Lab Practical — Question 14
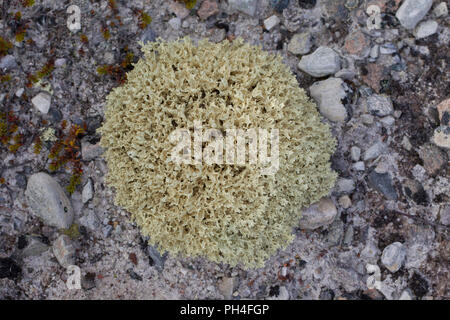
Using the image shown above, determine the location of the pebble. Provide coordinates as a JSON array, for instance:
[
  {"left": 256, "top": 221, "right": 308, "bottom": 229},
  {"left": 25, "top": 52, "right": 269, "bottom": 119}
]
[
  {"left": 53, "top": 235, "right": 76, "bottom": 268},
  {"left": 380, "top": 116, "right": 395, "bottom": 127},
  {"left": 81, "top": 139, "right": 104, "bottom": 161},
  {"left": 401, "top": 136, "right": 413, "bottom": 151},
  {"left": 197, "top": 0, "right": 219, "bottom": 21},
  {"left": 15, "top": 173, "right": 27, "bottom": 189},
  {"left": 79, "top": 210, "right": 100, "bottom": 231},
  {"left": 31, "top": 92, "right": 52, "bottom": 114},
  {"left": 147, "top": 244, "right": 167, "bottom": 272},
  {"left": 141, "top": 27, "right": 157, "bottom": 44},
  {"left": 363, "top": 141, "right": 385, "bottom": 161},
  {"left": 299, "top": 198, "right": 338, "bottom": 230},
  {"left": 168, "top": 1, "right": 190, "bottom": 20},
  {"left": 344, "top": 30, "right": 370, "bottom": 56},
  {"left": 367, "top": 94, "right": 394, "bottom": 117},
  {"left": 437, "top": 98, "right": 450, "bottom": 125},
  {"left": 433, "top": 2, "right": 448, "bottom": 17},
  {"left": 18, "top": 235, "right": 49, "bottom": 258},
  {"left": 218, "top": 277, "right": 235, "bottom": 299},
  {"left": 0, "top": 55, "right": 17, "bottom": 70},
  {"left": 350, "top": 146, "right": 361, "bottom": 161},
  {"left": 15, "top": 88, "right": 24, "bottom": 98},
  {"left": 432, "top": 126, "right": 450, "bottom": 149},
  {"left": 228, "top": 0, "right": 258, "bottom": 17},
  {"left": 439, "top": 205, "right": 450, "bottom": 226},
  {"left": 369, "top": 44, "right": 380, "bottom": 59},
  {"left": 54, "top": 58, "right": 67, "bottom": 68},
  {"left": 298, "top": 46, "right": 341, "bottom": 78},
  {"left": 380, "top": 43, "right": 397, "bottom": 54},
  {"left": 414, "top": 20, "right": 438, "bottom": 39},
  {"left": 82, "top": 178, "right": 94, "bottom": 204},
  {"left": 25, "top": 172, "right": 74, "bottom": 229},
  {"left": 353, "top": 161, "right": 365, "bottom": 171},
  {"left": 263, "top": 15, "right": 281, "bottom": 31},
  {"left": 361, "top": 114, "right": 374, "bottom": 125},
  {"left": 399, "top": 290, "right": 413, "bottom": 300},
  {"left": 270, "top": 0, "right": 290, "bottom": 13},
  {"left": 395, "top": 0, "right": 433, "bottom": 30},
  {"left": 335, "top": 178, "right": 355, "bottom": 194},
  {"left": 368, "top": 170, "right": 398, "bottom": 200},
  {"left": 418, "top": 143, "right": 447, "bottom": 175},
  {"left": 381, "top": 242, "right": 406, "bottom": 272},
  {"left": 288, "top": 32, "right": 312, "bottom": 55},
  {"left": 309, "top": 77, "right": 347, "bottom": 122},
  {"left": 168, "top": 17, "right": 181, "bottom": 30}
]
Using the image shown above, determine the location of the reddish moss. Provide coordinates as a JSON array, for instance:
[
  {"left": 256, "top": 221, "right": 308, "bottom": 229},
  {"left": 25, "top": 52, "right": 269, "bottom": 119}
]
[
  {"left": 22, "top": 0, "right": 35, "bottom": 7},
  {"left": 102, "top": 26, "right": 111, "bottom": 40},
  {"left": 0, "top": 74, "right": 11, "bottom": 83},
  {"left": 80, "top": 34, "right": 89, "bottom": 44},
  {"left": 138, "top": 11, "right": 152, "bottom": 30}
]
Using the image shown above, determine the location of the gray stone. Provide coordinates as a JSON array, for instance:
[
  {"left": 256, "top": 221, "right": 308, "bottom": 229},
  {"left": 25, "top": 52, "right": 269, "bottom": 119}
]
[
  {"left": 309, "top": 77, "right": 347, "bottom": 122},
  {"left": 432, "top": 126, "right": 450, "bottom": 149},
  {"left": 82, "top": 178, "right": 93, "bottom": 204},
  {"left": 15, "top": 173, "right": 27, "bottom": 189},
  {"left": 54, "top": 58, "right": 67, "bottom": 68},
  {"left": 363, "top": 142, "right": 385, "bottom": 161},
  {"left": 299, "top": 198, "right": 338, "bottom": 230},
  {"left": 264, "top": 15, "right": 280, "bottom": 31},
  {"left": 288, "top": 32, "right": 312, "bottom": 55},
  {"left": 168, "top": 17, "right": 181, "bottom": 30},
  {"left": 414, "top": 20, "right": 438, "bottom": 39},
  {"left": 439, "top": 205, "right": 450, "bottom": 226},
  {"left": 53, "top": 235, "right": 76, "bottom": 268},
  {"left": 324, "top": 219, "right": 344, "bottom": 246},
  {"left": 31, "top": 92, "right": 52, "bottom": 114},
  {"left": 168, "top": 1, "right": 190, "bottom": 19},
  {"left": 79, "top": 210, "right": 100, "bottom": 231},
  {"left": 361, "top": 114, "right": 374, "bottom": 125},
  {"left": 147, "top": 244, "right": 167, "bottom": 272},
  {"left": 81, "top": 139, "right": 104, "bottom": 161},
  {"left": 433, "top": 2, "right": 448, "bottom": 17},
  {"left": 0, "top": 55, "right": 17, "bottom": 70},
  {"left": 335, "top": 178, "right": 355, "bottom": 194},
  {"left": 395, "top": 0, "right": 433, "bottom": 30},
  {"left": 418, "top": 143, "right": 447, "bottom": 175},
  {"left": 368, "top": 170, "right": 398, "bottom": 200},
  {"left": 380, "top": 43, "right": 397, "bottom": 54},
  {"left": 369, "top": 45, "right": 380, "bottom": 59},
  {"left": 18, "top": 235, "right": 49, "bottom": 258},
  {"left": 367, "top": 94, "right": 393, "bottom": 117},
  {"left": 381, "top": 242, "right": 406, "bottom": 272},
  {"left": 25, "top": 172, "right": 74, "bottom": 229},
  {"left": 353, "top": 161, "right": 365, "bottom": 171},
  {"left": 140, "top": 27, "right": 157, "bottom": 44},
  {"left": 298, "top": 46, "right": 341, "bottom": 78},
  {"left": 350, "top": 146, "right": 361, "bottom": 162},
  {"left": 218, "top": 277, "right": 235, "bottom": 299},
  {"left": 338, "top": 195, "right": 352, "bottom": 209},
  {"left": 228, "top": 0, "right": 258, "bottom": 16},
  {"left": 380, "top": 116, "right": 395, "bottom": 127}
]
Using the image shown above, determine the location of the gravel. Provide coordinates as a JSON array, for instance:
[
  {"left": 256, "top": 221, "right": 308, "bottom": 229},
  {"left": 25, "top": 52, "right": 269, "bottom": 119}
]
[
  {"left": 298, "top": 198, "right": 338, "bottom": 230},
  {"left": 31, "top": 92, "right": 52, "bottom": 114},
  {"left": 414, "top": 20, "right": 439, "bottom": 39},
  {"left": 367, "top": 94, "right": 394, "bottom": 117},
  {"left": 25, "top": 172, "right": 74, "bottom": 229},
  {"left": 52, "top": 235, "right": 76, "bottom": 268},
  {"left": 298, "top": 46, "right": 341, "bottom": 77},
  {"left": 381, "top": 242, "right": 406, "bottom": 273},
  {"left": 309, "top": 77, "right": 347, "bottom": 122},
  {"left": 288, "top": 32, "right": 312, "bottom": 55},
  {"left": 395, "top": 0, "right": 433, "bottom": 30}
]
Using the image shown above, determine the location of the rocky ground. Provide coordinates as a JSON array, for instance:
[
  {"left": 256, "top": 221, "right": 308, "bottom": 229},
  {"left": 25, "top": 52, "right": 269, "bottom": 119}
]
[{"left": 0, "top": 0, "right": 449, "bottom": 300}]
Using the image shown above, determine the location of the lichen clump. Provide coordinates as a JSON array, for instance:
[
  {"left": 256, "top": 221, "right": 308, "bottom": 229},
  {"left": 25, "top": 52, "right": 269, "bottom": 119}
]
[{"left": 99, "top": 38, "right": 337, "bottom": 268}]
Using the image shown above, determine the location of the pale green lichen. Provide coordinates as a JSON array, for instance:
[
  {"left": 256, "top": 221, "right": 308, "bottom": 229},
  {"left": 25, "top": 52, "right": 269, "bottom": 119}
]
[{"left": 99, "top": 38, "right": 337, "bottom": 268}]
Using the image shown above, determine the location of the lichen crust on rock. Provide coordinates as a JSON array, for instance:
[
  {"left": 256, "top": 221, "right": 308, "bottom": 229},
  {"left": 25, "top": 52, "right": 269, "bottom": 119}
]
[{"left": 98, "top": 37, "right": 337, "bottom": 268}]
